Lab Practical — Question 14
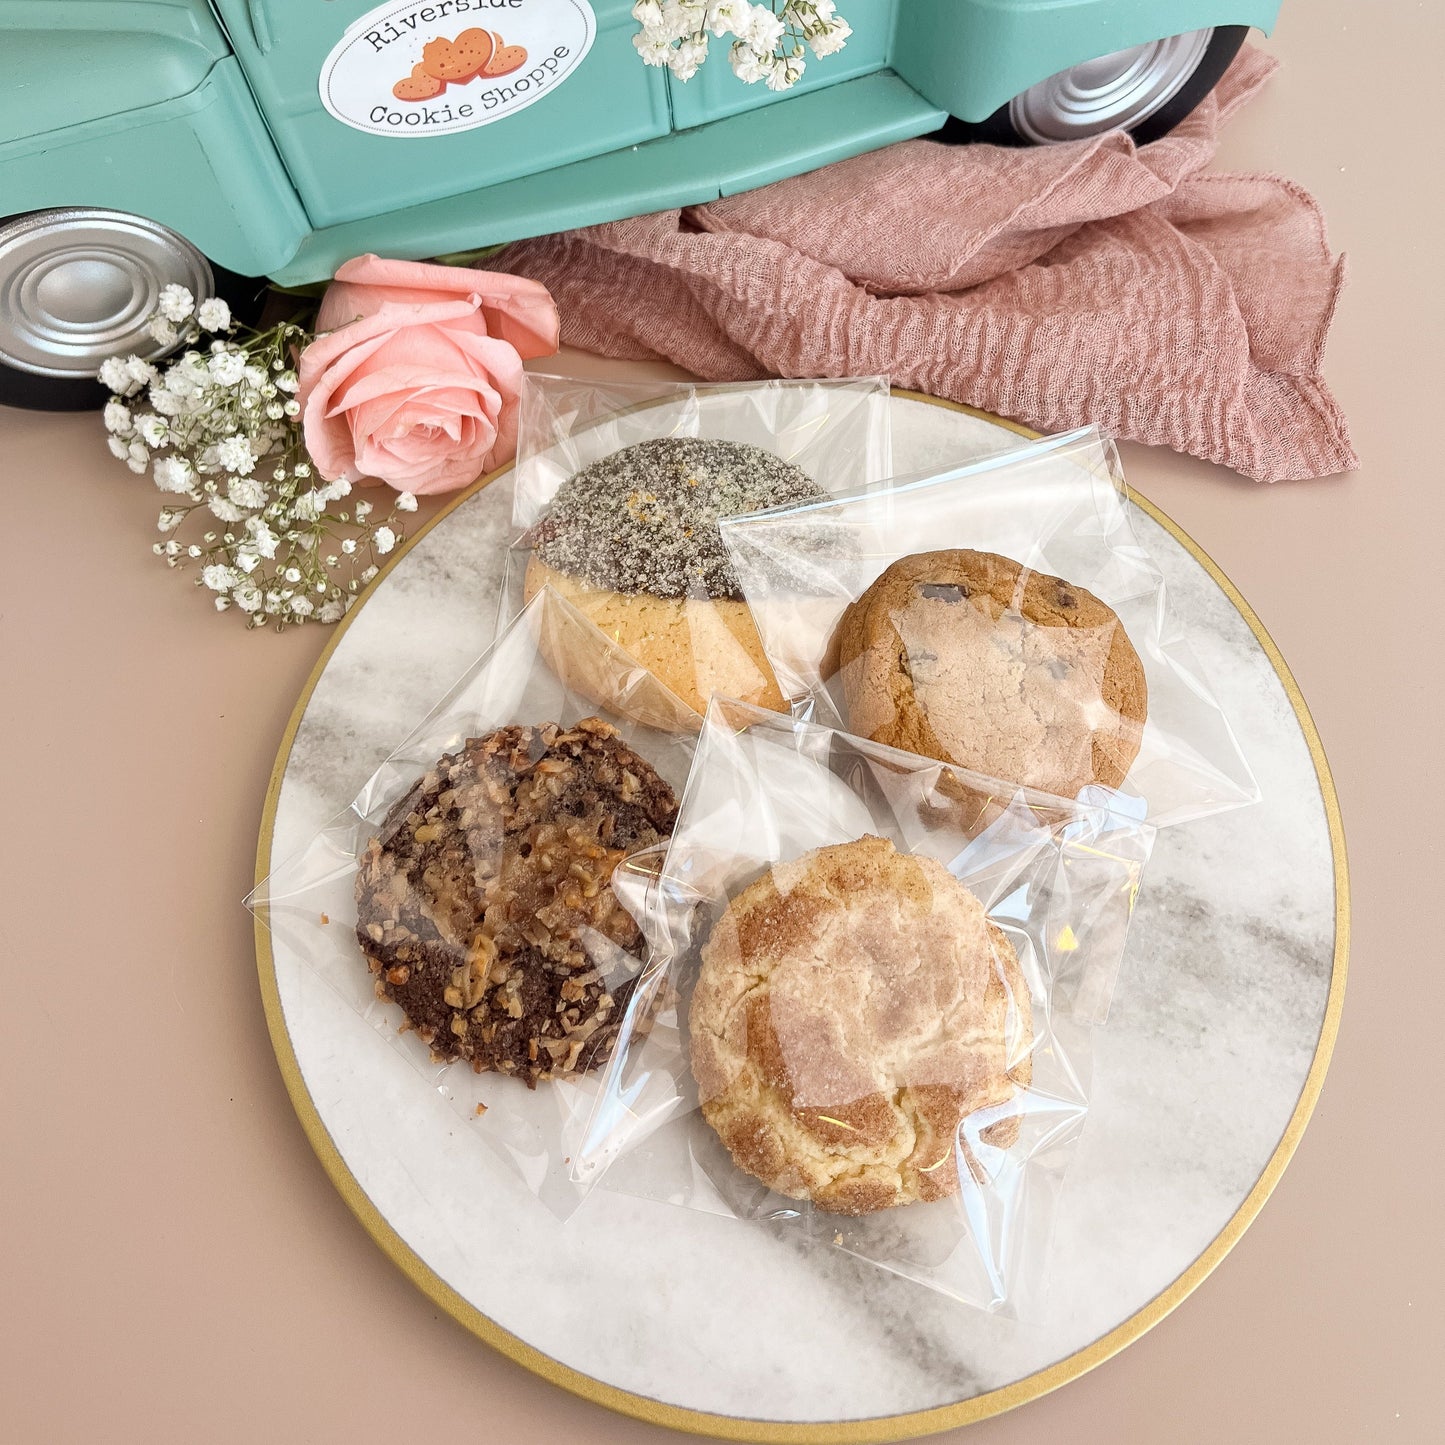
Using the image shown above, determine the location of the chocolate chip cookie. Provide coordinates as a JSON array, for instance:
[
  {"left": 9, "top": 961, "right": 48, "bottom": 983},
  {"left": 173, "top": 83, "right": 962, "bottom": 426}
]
[
  {"left": 355, "top": 718, "right": 678, "bottom": 1086},
  {"left": 836, "top": 549, "right": 1147, "bottom": 802}
]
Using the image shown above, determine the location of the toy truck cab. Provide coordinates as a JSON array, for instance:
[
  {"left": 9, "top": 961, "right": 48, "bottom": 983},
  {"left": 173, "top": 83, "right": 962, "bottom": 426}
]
[{"left": 0, "top": 0, "right": 1280, "bottom": 409}]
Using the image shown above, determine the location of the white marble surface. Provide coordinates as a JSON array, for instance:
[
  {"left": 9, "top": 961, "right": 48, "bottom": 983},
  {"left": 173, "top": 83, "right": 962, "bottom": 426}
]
[{"left": 262, "top": 398, "right": 1336, "bottom": 1424}]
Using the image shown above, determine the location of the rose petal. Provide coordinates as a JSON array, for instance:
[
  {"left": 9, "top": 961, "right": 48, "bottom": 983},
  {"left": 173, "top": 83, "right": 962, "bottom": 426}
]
[{"left": 316, "top": 253, "right": 559, "bottom": 359}]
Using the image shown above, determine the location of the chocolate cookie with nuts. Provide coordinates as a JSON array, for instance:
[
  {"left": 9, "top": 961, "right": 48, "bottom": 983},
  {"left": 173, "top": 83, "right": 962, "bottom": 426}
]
[{"left": 354, "top": 718, "right": 678, "bottom": 1086}]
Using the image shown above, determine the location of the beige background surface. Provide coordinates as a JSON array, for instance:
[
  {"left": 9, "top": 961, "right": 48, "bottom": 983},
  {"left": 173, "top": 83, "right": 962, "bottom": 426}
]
[{"left": 2, "top": 3, "right": 1441, "bottom": 1441}]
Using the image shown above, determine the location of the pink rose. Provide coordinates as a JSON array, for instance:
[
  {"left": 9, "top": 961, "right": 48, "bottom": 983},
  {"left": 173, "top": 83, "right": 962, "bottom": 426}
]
[{"left": 298, "top": 255, "right": 559, "bottom": 495}]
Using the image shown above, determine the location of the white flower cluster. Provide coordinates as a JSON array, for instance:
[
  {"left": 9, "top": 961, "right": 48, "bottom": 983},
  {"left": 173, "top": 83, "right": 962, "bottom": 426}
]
[
  {"left": 99, "top": 288, "right": 410, "bottom": 631},
  {"left": 632, "top": 1, "right": 850, "bottom": 88}
]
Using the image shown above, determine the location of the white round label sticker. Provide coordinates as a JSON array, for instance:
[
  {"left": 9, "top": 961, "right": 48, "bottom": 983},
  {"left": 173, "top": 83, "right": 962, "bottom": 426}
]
[{"left": 319, "top": 0, "right": 597, "bottom": 138}]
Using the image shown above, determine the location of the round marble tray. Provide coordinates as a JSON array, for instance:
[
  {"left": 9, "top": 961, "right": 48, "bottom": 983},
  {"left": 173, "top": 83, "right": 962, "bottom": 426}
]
[{"left": 255, "top": 394, "right": 1346, "bottom": 1442}]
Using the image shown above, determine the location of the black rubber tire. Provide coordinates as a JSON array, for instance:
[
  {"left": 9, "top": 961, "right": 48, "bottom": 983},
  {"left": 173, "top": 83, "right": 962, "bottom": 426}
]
[
  {"left": 0, "top": 263, "right": 271, "bottom": 413},
  {"left": 937, "top": 26, "right": 1249, "bottom": 148}
]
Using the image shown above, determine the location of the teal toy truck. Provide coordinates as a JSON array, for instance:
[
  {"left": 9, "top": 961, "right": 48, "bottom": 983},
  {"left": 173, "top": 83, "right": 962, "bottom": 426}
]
[{"left": 0, "top": 0, "right": 1280, "bottom": 409}]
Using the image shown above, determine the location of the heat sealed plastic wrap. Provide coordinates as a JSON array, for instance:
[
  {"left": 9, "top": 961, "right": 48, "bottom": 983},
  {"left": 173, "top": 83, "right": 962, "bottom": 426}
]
[
  {"left": 718, "top": 426, "right": 1259, "bottom": 829},
  {"left": 247, "top": 588, "right": 699, "bottom": 1217},
  {"left": 500, "top": 373, "right": 891, "bottom": 730},
  {"left": 576, "top": 700, "right": 1154, "bottom": 1311}
]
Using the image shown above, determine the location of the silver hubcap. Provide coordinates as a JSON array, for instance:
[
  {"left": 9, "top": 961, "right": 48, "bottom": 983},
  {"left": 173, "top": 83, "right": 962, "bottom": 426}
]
[
  {"left": 1009, "top": 29, "right": 1214, "bottom": 143},
  {"left": 0, "top": 208, "right": 213, "bottom": 378}
]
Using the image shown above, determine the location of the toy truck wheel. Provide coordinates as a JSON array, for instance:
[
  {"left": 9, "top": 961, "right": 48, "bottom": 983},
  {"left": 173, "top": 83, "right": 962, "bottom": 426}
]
[
  {"left": 944, "top": 27, "right": 1249, "bottom": 147},
  {"left": 0, "top": 208, "right": 265, "bottom": 413}
]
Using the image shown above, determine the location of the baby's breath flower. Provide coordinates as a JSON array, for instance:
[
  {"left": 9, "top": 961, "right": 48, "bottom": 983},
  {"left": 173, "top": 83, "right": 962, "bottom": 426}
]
[
  {"left": 730, "top": 39, "right": 769, "bottom": 81},
  {"left": 808, "top": 16, "right": 849, "bottom": 54},
  {"left": 668, "top": 36, "right": 707, "bottom": 78},
  {"left": 99, "top": 356, "right": 137, "bottom": 395},
  {"left": 766, "top": 52, "right": 803, "bottom": 89},
  {"left": 747, "top": 4, "right": 785, "bottom": 50},
  {"left": 708, "top": 0, "right": 751, "bottom": 35},
  {"left": 648, "top": 0, "right": 844, "bottom": 87},
  {"left": 197, "top": 297, "right": 232, "bottom": 332},
  {"left": 102, "top": 295, "right": 407, "bottom": 631},
  {"left": 228, "top": 476, "right": 267, "bottom": 509},
  {"left": 157, "top": 284, "right": 195, "bottom": 323},
  {"left": 208, "top": 496, "right": 246, "bottom": 523},
  {"left": 209, "top": 350, "right": 248, "bottom": 387},
  {"left": 148, "top": 315, "right": 179, "bottom": 347},
  {"left": 202, "top": 563, "right": 240, "bottom": 592},
  {"left": 153, "top": 456, "right": 193, "bottom": 493},
  {"left": 360, "top": 565, "right": 379, "bottom": 583},
  {"left": 216, "top": 435, "right": 257, "bottom": 475},
  {"left": 634, "top": 31, "right": 673, "bottom": 64},
  {"left": 126, "top": 356, "right": 159, "bottom": 389}
]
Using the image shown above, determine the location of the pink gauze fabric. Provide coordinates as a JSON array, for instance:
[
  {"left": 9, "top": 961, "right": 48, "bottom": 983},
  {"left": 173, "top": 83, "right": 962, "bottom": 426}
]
[{"left": 486, "top": 47, "right": 1353, "bottom": 482}]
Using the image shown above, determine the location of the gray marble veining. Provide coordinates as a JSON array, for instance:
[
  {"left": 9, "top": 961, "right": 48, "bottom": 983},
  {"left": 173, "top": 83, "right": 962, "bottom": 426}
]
[{"left": 263, "top": 399, "right": 1337, "bottom": 1423}]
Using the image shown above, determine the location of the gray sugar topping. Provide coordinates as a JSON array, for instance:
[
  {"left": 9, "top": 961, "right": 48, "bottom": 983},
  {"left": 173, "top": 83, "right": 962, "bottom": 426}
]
[{"left": 529, "top": 437, "right": 827, "bottom": 600}]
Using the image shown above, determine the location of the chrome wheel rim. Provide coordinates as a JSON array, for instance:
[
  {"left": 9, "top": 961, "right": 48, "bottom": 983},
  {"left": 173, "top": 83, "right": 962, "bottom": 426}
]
[
  {"left": 1009, "top": 29, "right": 1214, "bottom": 143},
  {"left": 0, "top": 208, "right": 213, "bottom": 378}
]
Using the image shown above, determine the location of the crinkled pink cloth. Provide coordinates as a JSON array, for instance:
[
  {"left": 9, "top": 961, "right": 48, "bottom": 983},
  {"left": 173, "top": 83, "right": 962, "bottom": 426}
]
[{"left": 488, "top": 47, "right": 1352, "bottom": 482}]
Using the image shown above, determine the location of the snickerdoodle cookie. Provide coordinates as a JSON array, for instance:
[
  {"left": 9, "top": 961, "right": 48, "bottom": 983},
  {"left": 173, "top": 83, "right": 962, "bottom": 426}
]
[{"left": 690, "top": 836, "right": 1033, "bottom": 1214}]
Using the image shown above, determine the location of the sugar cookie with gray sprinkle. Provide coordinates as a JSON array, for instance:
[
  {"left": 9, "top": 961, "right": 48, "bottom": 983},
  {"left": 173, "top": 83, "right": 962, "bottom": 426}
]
[
  {"left": 524, "top": 438, "right": 828, "bottom": 723},
  {"left": 354, "top": 718, "right": 678, "bottom": 1087}
]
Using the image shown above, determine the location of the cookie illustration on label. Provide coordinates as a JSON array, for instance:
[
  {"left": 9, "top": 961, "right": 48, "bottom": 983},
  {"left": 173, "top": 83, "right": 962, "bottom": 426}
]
[
  {"left": 420, "top": 28, "right": 498, "bottom": 83},
  {"left": 483, "top": 33, "right": 529, "bottom": 77},
  {"left": 393, "top": 63, "right": 445, "bottom": 101}
]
